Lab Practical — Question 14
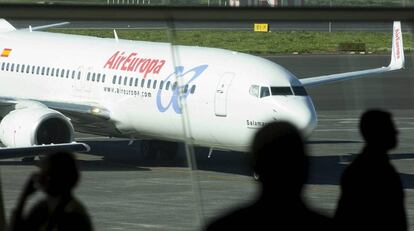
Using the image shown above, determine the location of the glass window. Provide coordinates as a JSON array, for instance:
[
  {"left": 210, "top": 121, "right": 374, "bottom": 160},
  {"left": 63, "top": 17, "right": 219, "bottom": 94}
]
[
  {"left": 41, "top": 67, "right": 45, "bottom": 75},
  {"left": 129, "top": 77, "right": 134, "bottom": 86},
  {"left": 87, "top": 72, "right": 90, "bottom": 81},
  {"left": 51, "top": 68, "right": 55, "bottom": 76},
  {"left": 97, "top": 73, "right": 101, "bottom": 82},
  {"left": 102, "top": 74, "right": 106, "bottom": 82},
  {"left": 118, "top": 76, "right": 123, "bottom": 85},
  {"left": 5, "top": 63, "right": 9, "bottom": 71},
  {"left": 249, "top": 85, "right": 260, "bottom": 97},
  {"left": 21, "top": 64, "right": 25, "bottom": 73},
  {"left": 16, "top": 64, "right": 19, "bottom": 72},
  {"left": 77, "top": 71, "right": 81, "bottom": 80},
  {"left": 66, "top": 69, "right": 70, "bottom": 78},
  {"left": 56, "top": 68, "right": 60, "bottom": 76},
  {"left": 141, "top": 79, "right": 145, "bottom": 88},
  {"left": 61, "top": 69, "right": 65, "bottom": 77},
  {"left": 292, "top": 86, "right": 308, "bottom": 96},
  {"left": 36, "top": 66, "right": 40, "bottom": 75},
  {"left": 72, "top": 70, "right": 75, "bottom": 79},
  {"left": 134, "top": 78, "right": 139, "bottom": 87},
  {"left": 147, "top": 79, "right": 152, "bottom": 88},
  {"left": 10, "top": 63, "right": 14, "bottom": 72},
  {"left": 166, "top": 81, "right": 170, "bottom": 90},
  {"left": 260, "top": 86, "right": 270, "bottom": 98},
  {"left": 153, "top": 80, "right": 157, "bottom": 89},
  {"left": 112, "top": 75, "right": 117, "bottom": 84},
  {"left": 26, "top": 65, "right": 30, "bottom": 74},
  {"left": 190, "top": 85, "right": 196, "bottom": 94},
  {"left": 31, "top": 66, "right": 35, "bottom": 74},
  {"left": 46, "top": 67, "right": 50, "bottom": 76},
  {"left": 1, "top": 62, "right": 4, "bottom": 71},
  {"left": 92, "top": 73, "right": 96, "bottom": 82},
  {"left": 172, "top": 82, "right": 177, "bottom": 91},
  {"left": 271, "top": 87, "right": 293, "bottom": 96},
  {"left": 124, "top": 76, "right": 128, "bottom": 85},
  {"left": 184, "top": 84, "right": 189, "bottom": 93},
  {"left": 160, "top": 80, "right": 164, "bottom": 89}
]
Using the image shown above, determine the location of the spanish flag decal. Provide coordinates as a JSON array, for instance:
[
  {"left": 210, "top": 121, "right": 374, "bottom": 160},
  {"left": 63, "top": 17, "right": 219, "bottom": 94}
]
[{"left": 1, "top": 48, "right": 12, "bottom": 57}]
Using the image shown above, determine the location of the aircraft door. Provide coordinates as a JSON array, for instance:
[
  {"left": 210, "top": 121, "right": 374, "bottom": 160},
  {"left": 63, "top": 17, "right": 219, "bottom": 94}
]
[{"left": 214, "top": 72, "right": 235, "bottom": 117}]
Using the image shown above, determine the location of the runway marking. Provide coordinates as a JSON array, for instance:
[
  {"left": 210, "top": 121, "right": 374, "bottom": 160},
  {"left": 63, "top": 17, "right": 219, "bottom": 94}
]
[{"left": 315, "top": 127, "right": 414, "bottom": 132}]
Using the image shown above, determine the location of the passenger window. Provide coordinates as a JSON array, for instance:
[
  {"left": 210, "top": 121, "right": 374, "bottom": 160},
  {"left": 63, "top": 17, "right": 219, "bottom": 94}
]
[
  {"left": 249, "top": 85, "right": 260, "bottom": 98},
  {"left": 102, "top": 74, "right": 106, "bottom": 83},
  {"left": 166, "top": 81, "right": 170, "bottom": 90},
  {"left": 56, "top": 68, "right": 60, "bottom": 77},
  {"left": 147, "top": 79, "right": 152, "bottom": 88},
  {"left": 46, "top": 67, "right": 50, "bottom": 76},
  {"left": 172, "top": 82, "right": 177, "bottom": 91},
  {"left": 41, "top": 67, "right": 45, "bottom": 75},
  {"left": 260, "top": 86, "right": 270, "bottom": 98},
  {"left": 141, "top": 79, "right": 145, "bottom": 88},
  {"left": 124, "top": 77, "right": 128, "bottom": 85},
  {"left": 31, "top": 66, "right": 35, "bottom": 74},
  {"left": 77, "top": 71, "right": 81, "bottom": 80},
  {"left": 1, "top": 62, "right": 4, "bottom": 71},
  {"left": 113, "top": 75, "right": 117, "bottom": 84},
  {"left": 97, "top": 73, "right": 101, "bottom": 82},
  {"left": 87, "top": 72, "right": 90, "bottom": 81},
  {"left": 5, "top": 63, "right": 9, "bottom": 71},
  {"left": 118, "top": 76, "right": 123, "bottom": 85},
  {"left": 61, "top": 69, "right": 65, "bottom": 78},
  {"left": 36, "top": 66, "right": 40, "bottom": 75},
  {"left": 153, "top": 80, "right": 157, "bottom": 89},
  {"left": 190, "top": 85, "right": 196, "bottom": 94},
  {"left": 10, "top": 63, "right": 14, "bottom": 72},
  {"left": 134, "top": 78, "right": 139, "bottom": 87},
  {"left": 184, "top": 84, "right": 189, "bottom": 93},
  {"left": 21, "top": 64, "right": 25, "bottom": 73},
  {"left": 26, "top": 65, "right": 30, "bottom": 74},
  {"left": 51, "top": 68, "right": 55, "bottom": 76},
  {"left": 16, "top": 64, "right": 19, "bottom": 72},
  {"left": 129, "top": 77, "right": 133, "bottom": 86},
  {"left": 159, "top": 80, "right": 164, "bottom": 89},
  {"left": 92, "top": 73, "right": 96, "bottom": 82},
  {"left": 66, "top": 70, "right": 70, "bottom": 78}
]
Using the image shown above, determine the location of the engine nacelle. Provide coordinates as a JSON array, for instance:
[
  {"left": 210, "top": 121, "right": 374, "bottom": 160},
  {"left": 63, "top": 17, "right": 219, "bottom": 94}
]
[{"left": 0, "top": 108, "right": 74, "bottom": 147}]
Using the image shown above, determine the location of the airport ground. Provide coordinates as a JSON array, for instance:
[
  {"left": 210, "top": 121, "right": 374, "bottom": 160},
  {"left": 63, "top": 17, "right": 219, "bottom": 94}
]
[{"left": 1, "top": 54, "right": 414, "bottom": 230}]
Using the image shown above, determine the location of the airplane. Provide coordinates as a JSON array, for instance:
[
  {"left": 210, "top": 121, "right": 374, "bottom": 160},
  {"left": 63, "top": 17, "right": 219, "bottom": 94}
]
[{"left": 0, "top": 19, "right": 405, "bottom": 158}]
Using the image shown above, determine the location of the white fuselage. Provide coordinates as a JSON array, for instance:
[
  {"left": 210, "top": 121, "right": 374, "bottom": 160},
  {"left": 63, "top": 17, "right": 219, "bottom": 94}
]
[{"left": 0, "top": 30, "right": 317, "bottom": 152}]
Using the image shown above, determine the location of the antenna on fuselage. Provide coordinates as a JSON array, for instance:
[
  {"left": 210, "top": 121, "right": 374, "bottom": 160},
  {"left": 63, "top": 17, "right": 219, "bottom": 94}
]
[{"left": 113, "top": 29, "right": 119, "bottom": 42}]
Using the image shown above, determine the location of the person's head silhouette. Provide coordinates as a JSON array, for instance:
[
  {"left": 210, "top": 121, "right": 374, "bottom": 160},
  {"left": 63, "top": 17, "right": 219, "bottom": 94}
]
[
  {"left": 251, "top": 121, "right": 308, "bottom": 197},
  {"left": 38, "top": 152, "right": 80, "bottom": 197},
  {"left": 360, "top": 109, "right": 398, "bottom": 151}
]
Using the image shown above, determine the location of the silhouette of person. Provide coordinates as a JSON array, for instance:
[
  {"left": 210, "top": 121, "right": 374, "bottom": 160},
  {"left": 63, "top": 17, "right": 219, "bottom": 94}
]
[
  {"left": 335, "top": 109, "right": 407, "bottom": 231},
  {"left": 205, "top": 121, "right": 332, "bottom": 230},
  {"left": 10, "top": 152, "right": 93, "bottom": 231}
]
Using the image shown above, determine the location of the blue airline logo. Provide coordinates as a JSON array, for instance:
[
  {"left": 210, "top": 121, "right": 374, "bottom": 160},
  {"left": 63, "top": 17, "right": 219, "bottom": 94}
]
[{"left": 156, "top": 64, "right": 208, "bottom": 114}]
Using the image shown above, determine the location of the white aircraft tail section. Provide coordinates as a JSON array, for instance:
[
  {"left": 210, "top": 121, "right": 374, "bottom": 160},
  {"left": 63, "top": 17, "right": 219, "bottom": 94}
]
[
  {"left": 389, "top": 21, "right": 404, "bottom": 70},
  {"left": 0, "top": 19, "right": 15, "bottom": 33}
]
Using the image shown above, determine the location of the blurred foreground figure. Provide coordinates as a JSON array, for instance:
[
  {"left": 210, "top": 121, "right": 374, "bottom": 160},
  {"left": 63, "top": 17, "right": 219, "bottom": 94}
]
[
  {"left": 10, "top": 152, "right": 93, "bottom": 231},
  {"left": 205, "top": 121, "right": 332, "bottom": 230},
  {"left": 335, "top": 110, "right": 407, "bottom": 231}
]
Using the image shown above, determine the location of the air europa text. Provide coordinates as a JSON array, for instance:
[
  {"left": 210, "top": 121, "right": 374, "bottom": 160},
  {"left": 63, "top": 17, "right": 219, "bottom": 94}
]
[{"left": 104, "top": 51, "right": 166, "bottom": 78}]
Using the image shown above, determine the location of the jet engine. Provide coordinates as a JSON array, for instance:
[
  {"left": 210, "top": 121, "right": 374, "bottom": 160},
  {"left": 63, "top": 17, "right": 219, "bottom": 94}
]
[{"left": 0, "top": 108, "right": 74, "bottom": 147}]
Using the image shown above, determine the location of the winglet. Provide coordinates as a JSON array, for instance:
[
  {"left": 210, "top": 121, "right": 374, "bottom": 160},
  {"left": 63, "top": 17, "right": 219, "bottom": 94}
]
[
  {"left": 389, "top": 21, "right": 404, "bottom": 70},
  {"left": 0, "top": 19, "right": 15, "bottom": 33}
]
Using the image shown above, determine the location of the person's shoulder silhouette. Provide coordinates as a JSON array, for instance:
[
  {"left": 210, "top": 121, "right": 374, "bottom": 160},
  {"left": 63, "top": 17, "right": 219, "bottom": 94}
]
[
  {"left": 10, "top": 152, "right": 93, "bottom": 231},
  {"left": 205, "top": 121, "right": 332, "bottom": 231},
  {"left": 335, "top": 109, "right": 407, "bottom": 231}
]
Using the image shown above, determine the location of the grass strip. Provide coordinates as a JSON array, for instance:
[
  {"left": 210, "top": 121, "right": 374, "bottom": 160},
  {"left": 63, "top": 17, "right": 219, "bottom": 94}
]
[{"left": 49, "top": 28, "right": 413, "bottom": 55}]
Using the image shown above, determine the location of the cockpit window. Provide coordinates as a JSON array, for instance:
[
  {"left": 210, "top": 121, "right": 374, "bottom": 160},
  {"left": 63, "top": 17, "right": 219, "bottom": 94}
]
[
  {"left": 260, "top": 86, "right": 270, "bottom": 98},
  {"left": 249, "top": 85, "right": 260, "bottom": 97},
  {"left": 292, "top": 86, "right": 308, "bottom": 96},
  {"left": 271, "top": 87, "right": 293, "bottom": 96}
]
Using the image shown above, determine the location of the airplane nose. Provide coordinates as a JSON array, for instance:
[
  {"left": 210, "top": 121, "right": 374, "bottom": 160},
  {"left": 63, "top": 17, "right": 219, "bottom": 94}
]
[{"left": 274, "top": 97, "right": 317, "bottom": 137}]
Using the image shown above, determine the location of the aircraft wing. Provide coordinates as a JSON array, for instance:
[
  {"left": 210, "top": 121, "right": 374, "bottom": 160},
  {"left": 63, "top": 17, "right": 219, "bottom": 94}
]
[{"left": 299, "top": 21, "right": 404, "bottom": 87}]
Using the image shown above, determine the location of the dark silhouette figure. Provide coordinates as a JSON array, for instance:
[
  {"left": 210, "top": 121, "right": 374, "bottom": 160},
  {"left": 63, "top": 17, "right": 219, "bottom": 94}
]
[
  {"left": 10, "top": 152, "right": 93, "bottom": 231},
  {"left": 205, "top": 121, "right": 332, "bottom": 230},
  {"left": 335, "top": 110, "right": 407, "bottom": 231}
]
